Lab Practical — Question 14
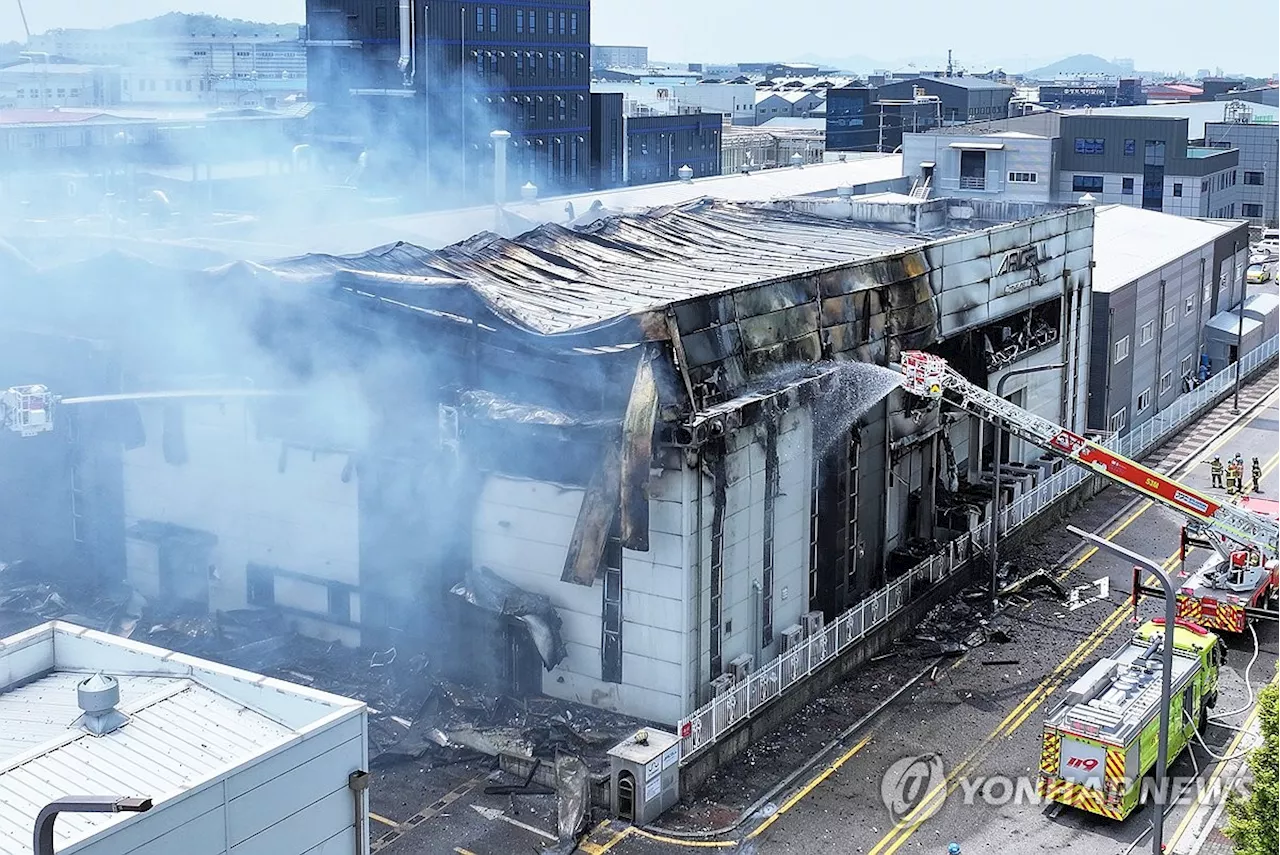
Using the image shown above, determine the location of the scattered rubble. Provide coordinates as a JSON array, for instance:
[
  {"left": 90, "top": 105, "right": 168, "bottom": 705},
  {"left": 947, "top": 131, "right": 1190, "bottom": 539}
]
[
  {"left": 998, "top": 568, "right": 1068, "bottom": 600},
  {"left": 0, "top": 561, "right": 640, "bottom": 774}
]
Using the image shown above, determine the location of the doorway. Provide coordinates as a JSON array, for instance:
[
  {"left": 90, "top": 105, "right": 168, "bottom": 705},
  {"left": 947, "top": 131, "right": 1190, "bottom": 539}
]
[
  {"left": 617, "top": 771, "right": 636, "bottom": 822},
  {"left": 959, "top": 150, "right": 986, "bottom": 190}
]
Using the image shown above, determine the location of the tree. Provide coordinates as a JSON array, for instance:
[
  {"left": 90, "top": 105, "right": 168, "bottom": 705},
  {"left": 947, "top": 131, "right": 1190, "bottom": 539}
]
[{"left": 1225, "top": 680, "right": 1278, "bottom": 855}]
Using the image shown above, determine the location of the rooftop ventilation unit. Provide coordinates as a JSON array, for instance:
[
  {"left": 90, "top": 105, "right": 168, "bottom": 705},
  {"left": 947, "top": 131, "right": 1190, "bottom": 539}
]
[{"left": 74, "top": 673, "right": 129, "bottom": 737}]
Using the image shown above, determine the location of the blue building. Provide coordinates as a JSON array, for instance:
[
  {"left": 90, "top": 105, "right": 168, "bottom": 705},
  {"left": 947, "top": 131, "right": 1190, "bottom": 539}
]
[{"left": 307, "top": 0, "right": 591, "bottom": 205}]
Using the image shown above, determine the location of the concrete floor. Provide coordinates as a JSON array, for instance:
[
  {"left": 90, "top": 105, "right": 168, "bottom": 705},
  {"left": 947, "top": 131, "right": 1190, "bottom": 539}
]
[{"left": 365, "top": 373, "right": 1279, "bottom": 855}]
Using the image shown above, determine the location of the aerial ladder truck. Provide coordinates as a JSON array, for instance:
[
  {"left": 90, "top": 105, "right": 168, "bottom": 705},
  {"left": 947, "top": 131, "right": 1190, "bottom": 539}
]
[
  {"left": 897, "top": 350, "right": 1274, "bottom": 820},
  {"left": 898, "top": 350, "right": 1280, "bottom": 633}
]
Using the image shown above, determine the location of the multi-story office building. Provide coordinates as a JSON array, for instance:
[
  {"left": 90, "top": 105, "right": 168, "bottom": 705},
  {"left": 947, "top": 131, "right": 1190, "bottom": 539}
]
[
  {"left": 307, "top": 0, "right": 591, "bottom": 204},
  {"left": 1205, "top": 108, "right": 1279, "bottom": 227},
  {"left": 902, "top": 111, "right": 1244, "bottom": 218},
  {"left": 590, "top": 45, "right": 648, "bottom": 70}
]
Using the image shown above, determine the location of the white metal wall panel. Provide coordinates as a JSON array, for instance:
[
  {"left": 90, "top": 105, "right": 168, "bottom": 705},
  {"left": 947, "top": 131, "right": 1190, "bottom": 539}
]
[
  {"left": 121, "top": 402, "right": 358, "bottom": 619},
  {"left": 125, "top": 805, "right": 226, "bottom": 855},
  {"left": 66, "top": 787, "right": 227, "bottom": 855},
  {"left": 227, "top": 738, "right": 362, "bottom": 847},
  {"left": 228, "top": 788, "right": 350, "bottom": 855}
]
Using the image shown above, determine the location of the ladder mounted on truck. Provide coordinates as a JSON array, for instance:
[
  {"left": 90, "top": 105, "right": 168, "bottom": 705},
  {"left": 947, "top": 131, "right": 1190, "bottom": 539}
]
[{"left": 898, "top": 350, "right": 1280, "bottom": 561}]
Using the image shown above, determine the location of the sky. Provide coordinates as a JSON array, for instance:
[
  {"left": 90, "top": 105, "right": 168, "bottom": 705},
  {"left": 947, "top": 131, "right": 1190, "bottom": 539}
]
[{"left": 1, "top": 0, "right": 1276, "bottom": 76}]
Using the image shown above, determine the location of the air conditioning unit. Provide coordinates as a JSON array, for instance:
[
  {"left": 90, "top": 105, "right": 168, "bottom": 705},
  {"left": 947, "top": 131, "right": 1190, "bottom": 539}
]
[
  {"left": 778, "top": 624, "right": 804, "bottom": 654},
  {"left": 728, "top": 654, "right": 754, "bottom": 682},
  {"left": 801, "top": 610, "right": 825, "bottom": 638},
  {"left": 711, "top": 673, "right": 736, "bottom": 696}
]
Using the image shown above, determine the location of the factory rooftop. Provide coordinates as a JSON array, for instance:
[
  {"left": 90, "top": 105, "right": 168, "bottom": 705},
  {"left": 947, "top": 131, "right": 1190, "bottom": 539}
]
[
  {"left": 1090, "top": 205, "right": 1245, "bottom": 293},
  {"left": 0, "top": 622, "right": 364, "bottom": 855},
  {"left": 263, "top": 196, "right": 1005, "bottom": 336}
]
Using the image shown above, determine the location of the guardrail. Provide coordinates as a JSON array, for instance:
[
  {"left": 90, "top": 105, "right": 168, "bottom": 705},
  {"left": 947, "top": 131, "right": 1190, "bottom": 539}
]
[{"left": 675, "top": 333, "right": 1279, "bottom": 764}]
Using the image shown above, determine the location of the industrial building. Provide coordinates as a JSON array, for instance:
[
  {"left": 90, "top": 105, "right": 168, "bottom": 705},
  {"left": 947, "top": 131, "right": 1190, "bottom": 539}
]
[
  {"left": 875, "top": 75, "right": 1015, "bottom": 124},
  {"left": 589, "top": 81, "right": 756, "bottom": 126},
  {"left": 1086, "top": 205, "right": 1251, "bottom": 434},
  {"left": 826, "top": 85, "right": 942, "bottom": 153},
  {"left": 1205, "top": 106, "right": 1279, "bottom": 227},
  {"left": 720, "top": 125, "right": 825, "bottom": 173},
  {"left": 0, "top": 64, "right": 122, "bottom": 109},
  {"left": 901, "top": 109, "right": 1252, "bottom": 217},
  {"left": 591, "top": 45, "right": 649, "bottom": 70},
  {"left": 3, "top": 191, "right": 1093, "bottom": 725},
  {"left": 587, "top": 92, "right": 722, "bottom": 187},
  {"left": 305, "top": 0, "right": 592, "bottom": 203},
  {"left": 0, "top": 621, "right": 367, "bottom": 855}
]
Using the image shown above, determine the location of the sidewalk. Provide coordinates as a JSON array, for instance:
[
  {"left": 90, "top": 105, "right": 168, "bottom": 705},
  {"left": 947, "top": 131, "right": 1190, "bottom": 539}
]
[{"left": 1169, "top": 710, "right": 1262, "bottom": 855}]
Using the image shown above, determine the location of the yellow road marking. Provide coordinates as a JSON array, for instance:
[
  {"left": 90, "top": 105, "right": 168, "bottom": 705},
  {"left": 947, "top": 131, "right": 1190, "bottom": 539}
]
[
  {"left": 369, "top": 812, "right": 400, "bottom": 829},
  {"left": 745, "top": 737, "right": 873, "bottom": 839}
]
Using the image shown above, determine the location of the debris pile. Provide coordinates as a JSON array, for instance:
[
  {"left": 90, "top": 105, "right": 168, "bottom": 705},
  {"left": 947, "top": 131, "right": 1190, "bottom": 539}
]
[{"left": 0, "top": 561, "right": 639, "bottom": 772}]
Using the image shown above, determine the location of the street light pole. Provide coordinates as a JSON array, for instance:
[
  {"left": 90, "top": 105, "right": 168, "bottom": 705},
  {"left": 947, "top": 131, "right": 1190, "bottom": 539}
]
[
  {"left": 34, "top": 796, "right": 152, "bottom": 855},
  {"left": 1232, "top": 240, "right": 1243, "bottom": 414},
  {"left": 989, "top": 362, "right": 1066, "bottom": 611},
  {"left": 1066, "top": 526, "right": 1176, "bottom": 855}
]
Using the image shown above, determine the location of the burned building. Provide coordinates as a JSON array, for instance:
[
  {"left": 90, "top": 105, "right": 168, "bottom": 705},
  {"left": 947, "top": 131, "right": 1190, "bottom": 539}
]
[{"left": 1, "top": 196, "right": 1093, "bottom": 725}]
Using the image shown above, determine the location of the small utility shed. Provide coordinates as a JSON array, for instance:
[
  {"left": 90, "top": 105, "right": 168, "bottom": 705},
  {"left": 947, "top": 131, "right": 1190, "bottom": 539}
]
[
  {"left": 1086, "top": 205, "right": 1249, "bottom": 434},
  {"left": 0, "top": 621, "right": 368, "bottom": 855}
]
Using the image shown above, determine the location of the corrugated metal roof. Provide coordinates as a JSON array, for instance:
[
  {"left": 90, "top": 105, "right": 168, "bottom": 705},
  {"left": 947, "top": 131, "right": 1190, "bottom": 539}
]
[
  {"left": 269, "top": 200, "right": 933, "bottom": 335},
  {"left": 0, "top": 680, "right": 293, "bottom": 854},
  {"left": 1091, "top": 205, "right": 1242, "bottom": 293},
  {"left": 0, "top": 672, "right": 180, "bottom": 764}
]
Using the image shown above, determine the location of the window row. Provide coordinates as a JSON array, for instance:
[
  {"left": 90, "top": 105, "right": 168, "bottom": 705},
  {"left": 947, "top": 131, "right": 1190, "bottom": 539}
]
[
  {"left": 478, "top": 7, "right": 580, "bottom": 36},
  {"left": 478, "top": 92, "right": 586, "bottom": 122},
  {"left": 473, "top": 49, "right": 583, "bottom": 80},
  {"left": 1008, "top": 171, "right": 1037, "bottom": 183}
]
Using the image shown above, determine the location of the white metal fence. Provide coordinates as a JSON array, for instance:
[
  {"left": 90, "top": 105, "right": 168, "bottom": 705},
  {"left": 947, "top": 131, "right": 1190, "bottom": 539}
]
[{"left": 676, "top": 334, "right": 1279, "bottom": 763}]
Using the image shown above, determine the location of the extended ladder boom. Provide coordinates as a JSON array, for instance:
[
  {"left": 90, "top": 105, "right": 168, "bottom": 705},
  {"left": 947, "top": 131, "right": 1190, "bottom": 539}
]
[{"left": 899, "top": 351, "right": 1280, "bottom": 559}]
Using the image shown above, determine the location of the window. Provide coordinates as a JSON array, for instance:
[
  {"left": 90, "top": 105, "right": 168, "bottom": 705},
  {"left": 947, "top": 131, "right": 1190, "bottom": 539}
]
[
  {"left": 516, "top": 52, "right": 523, "bottom": 77},
  {"left": 1201, "top": 179, "right": 1210, "bottom": 193},
  {"left": 570, "top": 11, "right": 578, "bottom": 34},
  {"left": 547, "top": 11, "right": 554, "bottom": 33},
  {"left": 246, "top": 564, "right": 275, "bottom": 606},
  {"left": 1181, "top": 354, "right": 1194, "bottom": 377},
  {"left": 558, "top": 52, "right": 565, "bottom": 77},
  {"left": 476, "top": 52, "right": 484, "bottom": 75},
  {"left": 1163, "top": 306, "right": 1176, "bottom": 329},
  {"left": 1140, "top": 321, "right": 1154, "bottom": 345},
  {"left": 476, "top": 7, "right": 484, "bottom": 31},
  {"left": 516, "top": 9, "right": 524, "bottom": 32},
  {"left": 1231, "top": 170, "right": 1237, "bottom": 186},
  {"left": 1122, "top": 177, "right": 1134, "bottom": 195},
  {"left": 1185, "top": 295, "right": 1195, "bottom": 315},
  {"left": 1114, "top": 335, "right": 1131, "bottom": 364},
  {"left": 1160, "top": 371, "right": 1174, "bottom": 394},
  {"left": 1008, "top": 171, "right": 1037, "bottom": 183},
  {"left": 1124, "top": 139, "right": 1136, "bottom": 156},
  {"left": 1137, "top": 388, "right": 1152, "bottom": 412},
  {"left": 1244, "top": 171, "right": 1264, "bottom": 185},
  {"left": 559, "top": 11, "right": 566, "bottom": 34},
  {"left": 1073, "top": 175, "right": 1104, "bottom": 193},
  {"left": 528, "top": 8, "right": 535, "bottom": 32},
  {"left": 1074, "top": 137, "right": 1105, "bottom": 154},
  {"left": 1110, "top": 408, "right": 1127, "bottom": 432},
  {"left": 1243, "top": 203, "right": 1264, "bottom": 218},
  {"left": 490, "top": 6, "right": 497, "bottom": 32},
  {"left": 328, "top": 583, "right": 351, "bottom": 622},
  {"left": 1173, "top": 182, "right": 1182, "bottom": 197}
]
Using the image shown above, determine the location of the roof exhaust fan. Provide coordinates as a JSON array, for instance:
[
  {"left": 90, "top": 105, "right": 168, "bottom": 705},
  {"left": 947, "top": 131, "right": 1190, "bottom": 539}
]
[{"left": 74, "top": 673, "right": 130, "bottom": 737}]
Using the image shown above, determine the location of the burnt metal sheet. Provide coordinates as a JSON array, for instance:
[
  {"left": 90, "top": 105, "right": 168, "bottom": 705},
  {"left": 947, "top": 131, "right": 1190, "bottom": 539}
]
[
  {"left": 680, "top": 323, "right": 743, "bottom": 368},
  {"left": 560, "top": 442, "right": 621, "bottom": 586},
  {"left": 620, "top": 346, "right": 659, "bottom": 551},
  {"left": 731, "top": 277, "right": 819, "bottom": 317},
  {"left": 737, "top": 303, "right": 822, "bottom": 352},
  {"left": 743, "top": 334, "right": 823, "bottom": 375}
]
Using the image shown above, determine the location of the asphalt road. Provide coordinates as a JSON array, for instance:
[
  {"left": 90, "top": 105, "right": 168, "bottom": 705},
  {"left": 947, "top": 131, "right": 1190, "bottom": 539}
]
[{"left": 366, "top": 375, "right": 1279, "bottom": 855}]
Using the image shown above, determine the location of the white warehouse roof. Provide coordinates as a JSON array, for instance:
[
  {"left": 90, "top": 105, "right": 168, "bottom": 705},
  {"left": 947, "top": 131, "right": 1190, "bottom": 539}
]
[
  {"left": 0, "top": 622, "right": 366, "bottom": 855},
  {"left": 1091, "top": 205, "right": 1244, "bottom": 293}
]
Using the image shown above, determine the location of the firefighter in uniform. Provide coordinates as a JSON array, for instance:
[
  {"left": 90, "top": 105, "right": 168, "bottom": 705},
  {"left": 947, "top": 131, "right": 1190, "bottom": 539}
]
[
  {"left": 1252, "top": 456, "right": 1263, "bottom": 493},
  {"left": 1225, "top": 459, "right": 1240, "bottom": 495},
  {"left": 1210, "top": 456, "right": 1224, "bottom": 489}
]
